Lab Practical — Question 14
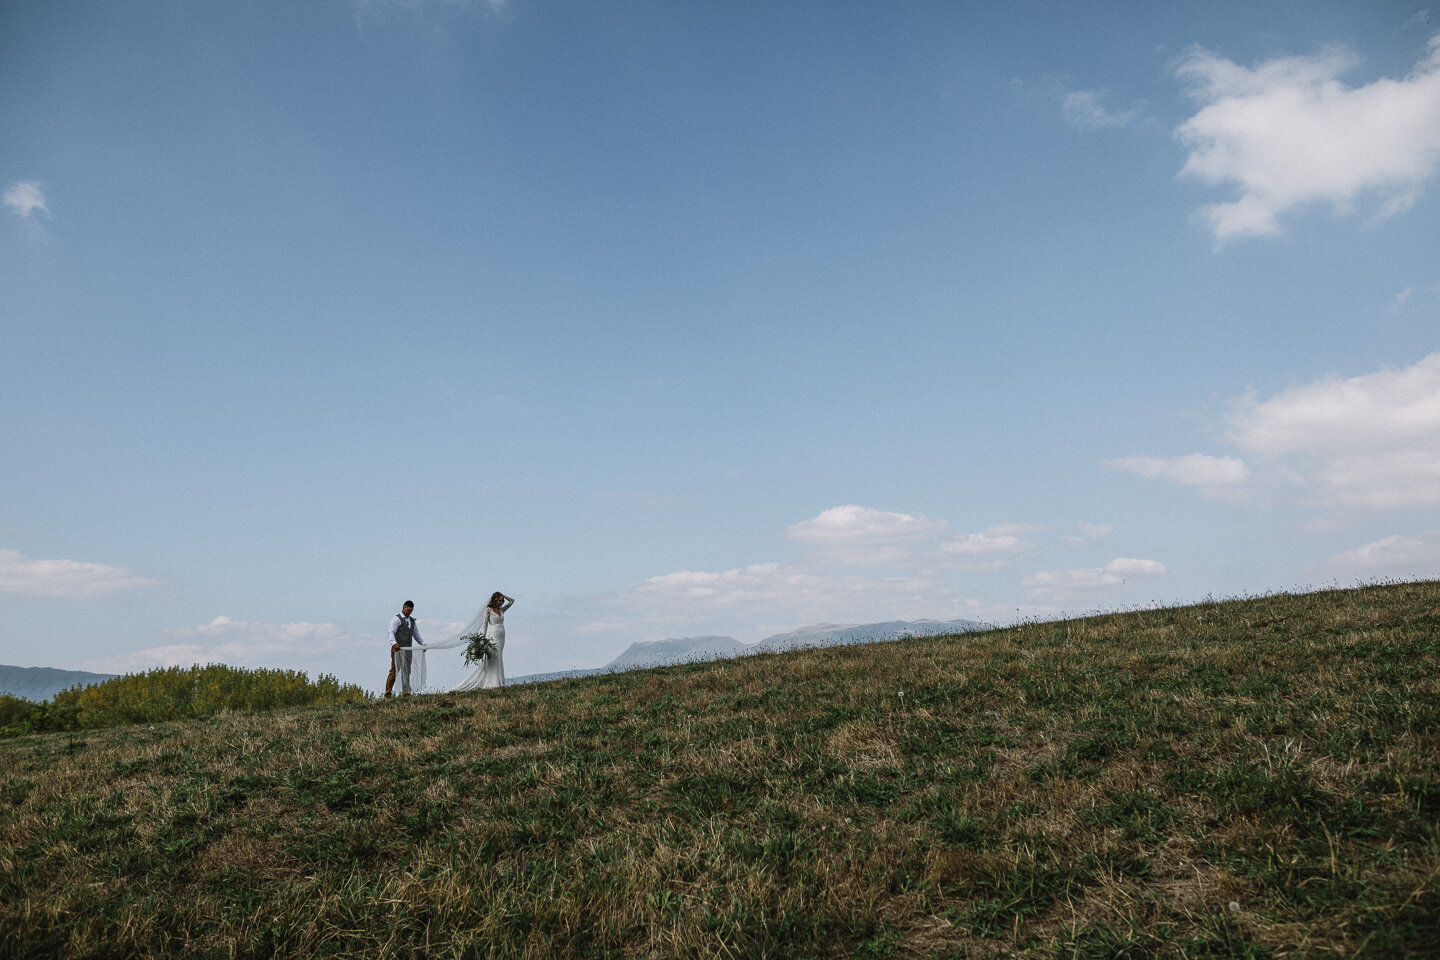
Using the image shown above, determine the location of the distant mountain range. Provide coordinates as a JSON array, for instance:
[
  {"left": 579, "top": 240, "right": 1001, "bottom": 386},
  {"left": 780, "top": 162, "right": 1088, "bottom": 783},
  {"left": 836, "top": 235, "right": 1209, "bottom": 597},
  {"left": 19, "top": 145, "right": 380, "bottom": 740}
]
[
  {"left": 604, "top": 635, "right": 751, "bottom": 671},
  {"left": 0, "top": 665, "right": 116, "bottom": 702},
  {"left": 748, "top": 619, "right": 985, "bottom": 654},
  {"left": 509, "top": 617, "right": 986, "bottom": 685}
]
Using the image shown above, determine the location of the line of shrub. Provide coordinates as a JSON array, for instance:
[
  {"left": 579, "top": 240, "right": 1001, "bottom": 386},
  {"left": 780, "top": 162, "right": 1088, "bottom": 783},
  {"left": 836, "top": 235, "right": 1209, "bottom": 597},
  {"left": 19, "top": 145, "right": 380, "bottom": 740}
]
[{"left": 0, "top": 663, "right": 368, "bottom": 738}]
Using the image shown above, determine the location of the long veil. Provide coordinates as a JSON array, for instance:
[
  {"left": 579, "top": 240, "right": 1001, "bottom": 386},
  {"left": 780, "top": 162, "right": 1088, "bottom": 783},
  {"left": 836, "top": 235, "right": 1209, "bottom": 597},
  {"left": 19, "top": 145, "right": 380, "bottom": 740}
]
[{"left": 408, "top": 606, "right": 489, "bottom": 694}]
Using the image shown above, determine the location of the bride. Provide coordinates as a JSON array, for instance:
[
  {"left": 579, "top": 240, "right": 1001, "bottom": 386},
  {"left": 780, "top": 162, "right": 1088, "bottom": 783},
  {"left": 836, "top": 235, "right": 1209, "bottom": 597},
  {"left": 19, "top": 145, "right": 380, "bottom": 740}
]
[{"left": 454, "top": 592, "right": 514, "bottom": 691}]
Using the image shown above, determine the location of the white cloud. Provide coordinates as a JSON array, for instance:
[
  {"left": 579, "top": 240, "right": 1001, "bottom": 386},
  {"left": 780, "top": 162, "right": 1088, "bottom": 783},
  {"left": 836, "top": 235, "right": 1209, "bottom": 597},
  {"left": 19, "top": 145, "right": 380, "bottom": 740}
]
[
  {"left": 87, "top": 616, "right": 356, "bottom": 675},
  {"left": 1060, "top": 522, "right": 1114, "bottom": 547},
  {"left": 619, "top": 558, "right": 957, "bottom": 624},
  {"left": 1106, "top": 558, "right": 1168, "bottom": 576},
  {"left": 1228, "top": 353, "right": 1440, "bottom": 507},
  {"left": 785, "top": 505, "right": 945, "bottom": 545},
  {"left": 1322, "top": 530, "right": 1440, "bottom": 580},
  {"left": 1108, "top": 453, "right": 1250, "bottom": 491},
  {"left": 571, "top": 505, "right": 1157, "bottom": 656},
  {"left": 1174, "top": 34, "right": 1440, "bottom": 241},
  {"left": 782, "top": 506, "right": 1040, "bottom": 570},
  {"left": 1023, "top": 557, "right": 1168, "bottom": 603},
  {"left": 1063, "top": 89, "right": 1143, "bottom": 129},
  {"left": 985, "top": 521, "right": 1050, "bottom": 537},
  {"left": 1112, "top": 353, "right": 1440, "bottom": 510},
  {"left": 1227, "top": 354, "right": 1440, "bottom": 455},
  {"left": 85, "top": 644, "right": 216, "bottom": 675},
  {"left": 629, "top": 562, "right": 834, "bottom": 609},
  {"left": 3, "top": 181, "right": 48, "bottom": 218},
  {"left": 174, "top": 614, "right": 350, "bottom": 643},
  {"left": 1305, "top": 450, "right": 1440, "bottom": 509},
  {"left": 575, "top": 506, "right": 1065, "bottom": 647},
  {"left": 529, "top": 497, "right": 1224, "bottom": 663},
  {"left": 598, "top": 559, "right": 970, "bottom": 646},
  {"left": 940, "top": 531, "right": 1031, "bottom": 557},
  {"left": 0, "top": 548, "right": 165, "bottom": 599}
]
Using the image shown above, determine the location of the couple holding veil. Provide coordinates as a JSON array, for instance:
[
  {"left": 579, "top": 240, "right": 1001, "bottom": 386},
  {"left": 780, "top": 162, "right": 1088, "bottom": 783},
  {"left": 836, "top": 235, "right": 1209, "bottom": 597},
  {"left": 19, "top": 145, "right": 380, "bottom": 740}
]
[{"left": 385, "top": 592, "right": 514, "bottom": 696}]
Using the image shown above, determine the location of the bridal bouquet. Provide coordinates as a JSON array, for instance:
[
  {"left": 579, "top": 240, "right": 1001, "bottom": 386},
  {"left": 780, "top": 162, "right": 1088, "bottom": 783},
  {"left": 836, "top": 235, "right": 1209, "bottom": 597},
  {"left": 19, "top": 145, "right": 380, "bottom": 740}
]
[{"left": 461, "top": 631, "right": 496, "bottom": 667}]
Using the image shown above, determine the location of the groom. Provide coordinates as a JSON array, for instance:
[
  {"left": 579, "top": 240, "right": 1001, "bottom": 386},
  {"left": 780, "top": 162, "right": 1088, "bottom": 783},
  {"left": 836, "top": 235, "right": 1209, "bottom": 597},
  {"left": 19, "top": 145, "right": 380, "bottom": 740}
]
[{"left": 384, "top": 600, "right": 426, "bottom": 697}]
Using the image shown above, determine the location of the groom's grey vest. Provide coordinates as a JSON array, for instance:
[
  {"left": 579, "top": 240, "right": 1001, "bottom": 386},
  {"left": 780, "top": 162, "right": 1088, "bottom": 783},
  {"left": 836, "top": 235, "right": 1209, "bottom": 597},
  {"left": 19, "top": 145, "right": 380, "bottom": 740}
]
[{"left": 395, "top": 615, "right": 416, "bottom": 648}]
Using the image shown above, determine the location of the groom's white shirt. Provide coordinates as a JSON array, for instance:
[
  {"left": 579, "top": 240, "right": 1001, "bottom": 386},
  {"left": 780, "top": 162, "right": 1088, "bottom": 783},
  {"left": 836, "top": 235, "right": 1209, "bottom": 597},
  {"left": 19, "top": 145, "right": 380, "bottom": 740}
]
[{"left": 389, "top": 615, "right": 425, "bottom": 646}]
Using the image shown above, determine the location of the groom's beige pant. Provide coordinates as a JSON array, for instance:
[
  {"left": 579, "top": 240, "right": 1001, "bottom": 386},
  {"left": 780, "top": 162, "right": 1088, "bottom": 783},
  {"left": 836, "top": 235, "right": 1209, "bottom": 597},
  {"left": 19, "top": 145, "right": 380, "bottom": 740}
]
[{"left": 385, "top": 645, "right": 413, "bottom": 697}]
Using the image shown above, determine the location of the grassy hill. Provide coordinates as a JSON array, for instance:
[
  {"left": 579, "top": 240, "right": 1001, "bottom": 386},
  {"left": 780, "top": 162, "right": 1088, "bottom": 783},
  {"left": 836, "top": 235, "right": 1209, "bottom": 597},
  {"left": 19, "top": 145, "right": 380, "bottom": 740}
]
[{"left": 1, "top": 582, "right": 1436, "bottom": 959}]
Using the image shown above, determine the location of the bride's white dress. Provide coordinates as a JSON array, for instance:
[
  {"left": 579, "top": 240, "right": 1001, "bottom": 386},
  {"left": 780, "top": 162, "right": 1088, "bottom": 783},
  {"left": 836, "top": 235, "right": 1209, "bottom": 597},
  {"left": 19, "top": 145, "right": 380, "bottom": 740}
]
[{"left": 453, "top": 598, "right": 512, "bottom": 691}]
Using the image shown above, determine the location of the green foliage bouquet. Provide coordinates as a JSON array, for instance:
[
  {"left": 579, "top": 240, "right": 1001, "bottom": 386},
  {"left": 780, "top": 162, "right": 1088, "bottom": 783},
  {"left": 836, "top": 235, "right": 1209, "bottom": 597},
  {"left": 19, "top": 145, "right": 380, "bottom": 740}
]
[{"left": 461, "top": 631, "right": 496, "bottom": 667}]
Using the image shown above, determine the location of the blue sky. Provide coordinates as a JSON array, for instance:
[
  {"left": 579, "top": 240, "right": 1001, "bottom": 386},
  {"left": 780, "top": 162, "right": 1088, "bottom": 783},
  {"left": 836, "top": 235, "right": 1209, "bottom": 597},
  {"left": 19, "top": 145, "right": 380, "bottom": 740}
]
[{"left": 3, "top": 0, "right": 1438, "bottom": 692}]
